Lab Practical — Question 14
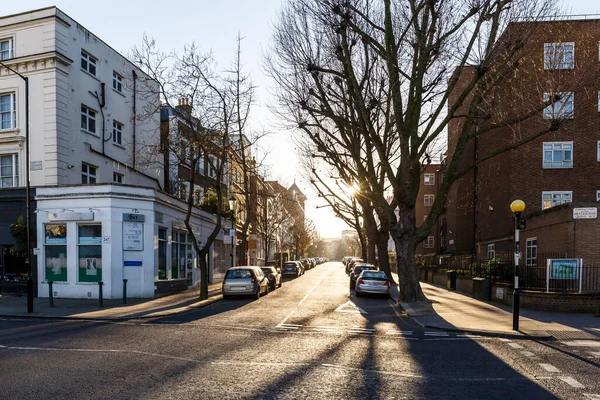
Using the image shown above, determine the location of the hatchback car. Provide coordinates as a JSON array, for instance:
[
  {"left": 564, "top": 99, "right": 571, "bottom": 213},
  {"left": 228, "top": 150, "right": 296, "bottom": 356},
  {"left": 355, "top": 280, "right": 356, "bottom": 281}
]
[
  {"left": 222, "top": 266, "right": 270, "bottom": 299},
  {"left": 355, "top": 270, "right": 390, "bottom": 297},
  {"left": 281, "top": 261, "right": 303, "bottom": 278},
  {"left": 261, "top": 266, "right": 282, "bottom": 290},
  {"left": 349, "top": 263, "right": 377, "bottom": 290}
]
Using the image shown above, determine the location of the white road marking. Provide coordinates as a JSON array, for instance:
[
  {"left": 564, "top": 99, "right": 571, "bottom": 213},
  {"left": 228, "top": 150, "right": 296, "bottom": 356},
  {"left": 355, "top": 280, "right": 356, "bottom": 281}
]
[
  {"left": 499, "top": 338, "right": 512, "bottom": 342},
  {"left": 347, "top": 330, "right": 373, "bottom": 335},
  {"left": 335, "top": 301, "right": 367, "bottom": 314},
  {"left": 539, "top": 363, "right": 561, "bottom": 373},
  {"left": 563, "top": 341, "right": 600, "bottom": 347},
  {"left": 559, "top": 376, "right": 585, "bottom": 388},
  {"left": 583, "top": 394, "right": 600, "bottom": 399},
  {"left": 508, "top": 343, "right": 524, "bottom": 349},
  {"left": 278, "top": 323, "right": 303, "bottom": 327},
  {"left": 212, "top": 360, "right": 310, "bottom": 367},
  {"left": 275, "top": 326, "right": 299, "bottom": 330},
  {"left": 521, "top": 351, "right": 536, "bottom": 357},
  {"left": 386, "top": 331, "right": 413, "bottom": 335},
  {"left": 589, "top": 351, "right": 600, "bottom": 358},
  {"left": 425, "top": 332, "right": 449, "bottom": 336},
  {"left": 456, "top": 334, "right": 483, "bottom": 338},
  {"left": 312, "top": 328, "right": 343, "bottom": 333},
  {"left": 314, "top": 326, "right": 340, "bottom": 329},
  {"left": 277, "top": 272, "right": 330, "bottom": 326}
]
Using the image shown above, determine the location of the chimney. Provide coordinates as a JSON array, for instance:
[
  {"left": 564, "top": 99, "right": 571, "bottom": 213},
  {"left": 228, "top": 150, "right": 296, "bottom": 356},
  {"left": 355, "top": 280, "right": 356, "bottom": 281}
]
[{"left": 176, "top": 97, "right": 192, "bottom": 119}]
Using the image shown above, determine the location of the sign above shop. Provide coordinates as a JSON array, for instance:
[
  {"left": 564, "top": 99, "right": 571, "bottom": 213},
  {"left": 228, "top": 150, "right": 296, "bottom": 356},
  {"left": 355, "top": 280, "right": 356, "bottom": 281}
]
[
  {"left": 573, "top": 207, "right": 597, "bottom": 219},
  {"left": 49, "top": 212, "right": 94, "bottom": 221},
  {"left": 123, "top": 213, "right": 145, "bottom": 222}
]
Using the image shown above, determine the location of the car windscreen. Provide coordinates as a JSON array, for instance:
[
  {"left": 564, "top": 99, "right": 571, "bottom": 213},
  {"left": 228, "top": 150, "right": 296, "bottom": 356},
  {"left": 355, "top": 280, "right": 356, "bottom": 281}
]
[
  {"left": 261, "top": 268, "right": 274, "bottom": 274},
  {"left": 225, "top": 269, "right": 253, "bottom": 279},
  {"left": 284, "top": 263, "right": 296, "bottom": 268},
  {"left": 361, "top": 272, "right": 387, "bottom": 279},
  {"left": 355, "top": 266, "right": 377, "bottom": 274}
]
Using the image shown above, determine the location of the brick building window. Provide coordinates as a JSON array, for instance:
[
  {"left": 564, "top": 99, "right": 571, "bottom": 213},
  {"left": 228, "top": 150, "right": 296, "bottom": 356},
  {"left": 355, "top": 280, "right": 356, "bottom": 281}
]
[
  {"left": 543, "top": 92, "right": 573, "bottom": 119},
  {"left": 544, "top": 42, "right": 574, "bottom": 70},
  {"left": 542, "top": 191, "right": 572, "bottom": 210},
  {"left": 526, "top": 238, "right": 537, "bottom": 266},
  {"left": 424, "top": 236, "right": 434, "bottom": 248},
  {"left": 487, "top": 244, "right": 495, "bottom": 260},
  {"left": 424, "top": 194, "right": 434, "bottom": 207},
  {"left": 597, "top": 141, "right": 600, "bottom": 162},
  {"left": 424, "top": 173, "right": 435, "bottom": 185},
  {"left": 543, "top": 142, "right": 572, "bottom": 168}
]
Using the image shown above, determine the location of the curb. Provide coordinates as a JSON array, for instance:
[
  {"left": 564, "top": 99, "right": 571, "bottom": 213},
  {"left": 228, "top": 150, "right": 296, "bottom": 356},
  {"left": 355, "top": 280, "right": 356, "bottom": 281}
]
[
  {"left": 397, "top": 302, "right": 553, "bottom": 340},
  {"left": 0, "top": 293, "right": 223, "bottom": 322}
]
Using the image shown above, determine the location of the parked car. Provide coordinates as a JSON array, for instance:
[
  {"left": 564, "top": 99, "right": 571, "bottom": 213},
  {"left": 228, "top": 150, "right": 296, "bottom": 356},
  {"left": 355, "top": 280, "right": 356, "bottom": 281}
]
[
  {"left": 346, "top": 258, "right": 364, "bottom": 274},
  {"left": 307, "top": 258, "right": 316, "bottom": 269},
  {"left": 281, "top": 261, "right": 303, "bottom": 278},
  {"left": 349, "top": 263, "right": 377, "bottom": 290},
  {"left": 261, "top": 266, "right": 282, "bottom": 290},
  {"left": 355, "top": 270, "right": 390, "bottom": 297},
  {"left": 299, "top": 258, "right": 311, "bottom": 271},
  {"left": 222, "top": 266, "right": 270, "bottom": 299}
]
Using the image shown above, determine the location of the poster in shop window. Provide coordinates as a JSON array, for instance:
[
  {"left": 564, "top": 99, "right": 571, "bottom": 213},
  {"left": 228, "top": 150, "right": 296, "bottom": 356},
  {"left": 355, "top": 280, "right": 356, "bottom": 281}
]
[{"left": 123, "top": 222, "right": 143, "bottom": 251}]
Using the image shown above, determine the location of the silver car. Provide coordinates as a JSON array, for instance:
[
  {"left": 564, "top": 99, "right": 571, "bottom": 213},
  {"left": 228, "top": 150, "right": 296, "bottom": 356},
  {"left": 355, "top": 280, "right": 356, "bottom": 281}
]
[
  {"left": 355, "top": 270, "right": 390, "bottom": 297},
  {"left": 222, "top": 266, "right": 270, "bottom": 299}
]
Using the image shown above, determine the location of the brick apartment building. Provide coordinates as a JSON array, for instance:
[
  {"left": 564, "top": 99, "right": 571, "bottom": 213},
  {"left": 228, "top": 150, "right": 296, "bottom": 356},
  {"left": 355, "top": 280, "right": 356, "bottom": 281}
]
[
  {"left": 444, "top": 17, "right": 600, "bottom": 266},
  {"left": 415, "top": 164, "right": 442, "bottom": 256}
]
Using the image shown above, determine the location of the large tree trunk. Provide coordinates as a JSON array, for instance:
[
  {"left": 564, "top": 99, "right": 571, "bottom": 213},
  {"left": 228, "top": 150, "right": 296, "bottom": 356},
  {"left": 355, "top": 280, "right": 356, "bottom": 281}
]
[
  {"left": 197, "top": 250, "right": 210, "bottom": 300},
  {"left": 392, "top": 207, "right": 425, "bottom": 303},
  {"left": 376, "top": 229, "right": 394, "bottom": 284}
]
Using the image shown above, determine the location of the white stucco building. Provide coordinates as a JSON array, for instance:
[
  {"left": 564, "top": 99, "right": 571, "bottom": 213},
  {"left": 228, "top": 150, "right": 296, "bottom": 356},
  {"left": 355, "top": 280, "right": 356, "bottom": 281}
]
[{"left": 0, "top": 7, "right": 225, "bottom": 298}]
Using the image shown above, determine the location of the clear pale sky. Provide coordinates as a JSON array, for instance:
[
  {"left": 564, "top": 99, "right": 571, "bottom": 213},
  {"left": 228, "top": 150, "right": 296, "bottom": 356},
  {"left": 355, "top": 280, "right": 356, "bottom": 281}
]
[{"left": 5, "top": 0, "right": 600, "bottom": 238}]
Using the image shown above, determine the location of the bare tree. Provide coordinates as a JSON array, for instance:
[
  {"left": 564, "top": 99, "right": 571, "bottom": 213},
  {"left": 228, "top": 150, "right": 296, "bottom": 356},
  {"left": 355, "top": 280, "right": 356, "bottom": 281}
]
[
  {"left": 132, "top": 37, "right": 252, "bottom": 300},
  {"left": 266, "top": 0, "right": 590, "bottom": 302}
]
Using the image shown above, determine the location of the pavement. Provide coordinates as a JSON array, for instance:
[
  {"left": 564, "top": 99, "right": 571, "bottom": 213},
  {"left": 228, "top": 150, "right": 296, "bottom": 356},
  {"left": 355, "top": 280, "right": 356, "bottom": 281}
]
[
  {"left": 1, "top": 272, "right": 598, "bottom": 340},
  {"left": 0, "top": 282, "right": 223, "bottom": 321},
  {"left": 397, "top": 280, "right": 600, "bottom": 339}
]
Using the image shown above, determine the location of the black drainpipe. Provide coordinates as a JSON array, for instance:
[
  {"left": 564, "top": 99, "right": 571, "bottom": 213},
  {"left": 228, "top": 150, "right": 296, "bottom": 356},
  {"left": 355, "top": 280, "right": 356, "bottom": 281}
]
[
  {"left": 90, "top": 83, "right": 107, "bottom": 154},
  {"left": 132, "top": 70, "right": 138, "bottom": 169}
]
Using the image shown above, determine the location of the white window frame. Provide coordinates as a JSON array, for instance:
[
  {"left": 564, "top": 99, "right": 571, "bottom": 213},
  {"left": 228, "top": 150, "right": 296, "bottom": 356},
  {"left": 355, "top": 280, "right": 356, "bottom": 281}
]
[
  {"left": 544, "top": 42, "right": 574, "bottom": 70},
  {"left": 112, "top": 71, "right": 123, "bottom": 93},
  {"left": 0, "top": 37, "right": 14, "bottom": 61},
  {"left": 424, "top": 236, "right": 435, "bottom": 249},
  {"left": 424, "top": 194, "right": 434, "bottom": 207},
  {"left": 81, "top": 163, "right": 97, "bottom": 184},
  {"left": 596, "top": 190, "right": 600, "bottom": 202},
  {"left": 542, "top": 191, "right": 572, "bottom": 210},
  {"left": 0, "top": 153, "right": 18, "bottom": 187},
  {"left": 424, "top": 173, "right": 435, "bottom": 186},
  {"left": 112, "top": 120, "right": 123, "bottom": 145},
  {"left": 0, "top": 92, "right": 16, "bottom": 130},
  {"left": 81, "top": 105, "right": 97, "bottom": 134},
  {"left": 542, "top": 142, "right": 572, "bottom": 169},
  {"left": 597, "top": 141, "right": 600, "bottom": 162},
  {"left": 112, "top": 172, "right": 123, "bottom": 183},
  {"left": 526, "top": 237, "right": 537, "bottom": 266},
  {"left": 81, "top": 50, "right": 97, "bottom": 76},
  {"left": 487, "top": 244, "right": 495, "bottom": 260},
  {"left": 543, "top": 92, "right": 574, "bottom": 119}
]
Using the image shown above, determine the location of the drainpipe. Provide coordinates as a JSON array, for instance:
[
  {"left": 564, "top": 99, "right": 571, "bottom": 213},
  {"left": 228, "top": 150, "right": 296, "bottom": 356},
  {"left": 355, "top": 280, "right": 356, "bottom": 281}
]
[
  {"left": 132, "top": 70, "right": 137, "bottom": 170},
  {"left": 90, "top": 83, "right": 106, "bottom": 154}
]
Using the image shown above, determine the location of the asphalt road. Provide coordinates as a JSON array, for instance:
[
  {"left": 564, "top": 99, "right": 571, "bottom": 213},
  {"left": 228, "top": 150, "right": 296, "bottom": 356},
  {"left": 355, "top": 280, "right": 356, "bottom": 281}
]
[{"left": 1, "top": 262, "right": 599, "bottom": 399}]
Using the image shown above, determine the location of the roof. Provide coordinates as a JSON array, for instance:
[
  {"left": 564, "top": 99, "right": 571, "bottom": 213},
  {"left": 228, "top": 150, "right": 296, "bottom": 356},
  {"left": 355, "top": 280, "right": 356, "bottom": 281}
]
[{"left": 288, "top": 183, "right": 305, "bottom": 199}]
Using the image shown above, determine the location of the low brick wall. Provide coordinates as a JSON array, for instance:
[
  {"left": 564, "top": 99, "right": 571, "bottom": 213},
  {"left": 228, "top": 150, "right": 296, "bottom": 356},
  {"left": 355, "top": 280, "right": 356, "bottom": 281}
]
[
  {"left": 456, "top": 277, "right": 474, "bottom": 294},
  {"left": 491, "top": 283, "right": 600, "bottom": 312},
  {"left": 432, "top": 272, "right": 447, "bottom": 287}
]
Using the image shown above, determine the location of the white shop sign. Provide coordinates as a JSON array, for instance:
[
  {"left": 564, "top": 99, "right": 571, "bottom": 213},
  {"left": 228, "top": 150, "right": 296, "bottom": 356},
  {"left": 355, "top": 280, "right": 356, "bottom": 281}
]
[
  {"left": 573, "top": 207, "right": 597, "bottom": 219},
  {"left": 123, "top": 222, "right": 143, "bottom": 251}
]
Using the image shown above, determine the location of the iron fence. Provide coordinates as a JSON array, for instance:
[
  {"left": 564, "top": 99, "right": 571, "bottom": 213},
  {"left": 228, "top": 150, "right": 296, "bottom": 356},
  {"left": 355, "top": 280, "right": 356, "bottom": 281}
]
[{"left": 418, "top": 252, "right": 600, "bottom": 293}]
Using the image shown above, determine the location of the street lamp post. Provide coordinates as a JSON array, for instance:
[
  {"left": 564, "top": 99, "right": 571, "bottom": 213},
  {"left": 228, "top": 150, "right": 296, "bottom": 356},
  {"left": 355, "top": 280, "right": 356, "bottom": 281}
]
[
  {"left": 0, "top": 61, "right": 32, "bottom": 313},
  {"left": 228, "top": 196, "right": 237, "bottom": 268},
  {"left": 510, "top": 199, "right": 526, "bottom": 331}
]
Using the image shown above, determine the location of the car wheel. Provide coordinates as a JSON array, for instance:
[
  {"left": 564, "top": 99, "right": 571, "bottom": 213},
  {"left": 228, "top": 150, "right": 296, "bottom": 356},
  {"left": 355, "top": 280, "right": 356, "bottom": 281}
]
[{"left": 254, "top": 287, "right": 261, "bottom": 300}]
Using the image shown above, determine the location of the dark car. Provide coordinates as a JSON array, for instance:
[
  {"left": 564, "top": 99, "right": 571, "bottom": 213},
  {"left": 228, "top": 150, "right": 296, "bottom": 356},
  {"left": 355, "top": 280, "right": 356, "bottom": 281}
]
[
  {"left": 261, "top": 266, "right": 282, "bottom": 290},
  {"left": 299, "top": 258, "right": 311, "bottom": 271},
  {"left": 281, "top": 261, "right": 303, "bottom": 278},
  {"left": 349, "top": 263, "right": 377, "bottom": 290}
]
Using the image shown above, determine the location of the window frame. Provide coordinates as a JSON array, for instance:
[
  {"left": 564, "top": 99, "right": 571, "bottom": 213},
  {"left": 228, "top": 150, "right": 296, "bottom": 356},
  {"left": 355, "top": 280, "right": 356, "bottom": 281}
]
[
  {"left": 0, "top": 92, "right": 17, "bottom": 131},
  {"left": 112, "top": 71, "right": 123, "bottom": 93},
  {"left": 81, "top": 104, "right": 97, "bottom": 135},
  {"left": 424, "top": 194, "right": 435, "bottom": 207},
  {"left": 487, "top": 244, "right": 495, "bottom": 260},
  {"left": 543, "top": 92, "right": 574, "bottom": 120},
  {"left": 80, "top": 50, "right": 97, "bottom": 76},
  {"left": 424, "top": 236, "right": 435, "bottom": 249},
  {"left": 0, "top": 153, "right": 18, "bottom": 187},
  {"left": 44, "top": 224, "right": 68, "bottom": 282},
  {"left": 0, "top": 37, "right": 14, "bottom": 61},
  {"left": 597, "top": 141, "right": 600, "bottom": 162},
  {"left": 112, "top": 172, "right": 123, "bottom": 183},
  {"left": 77, "top": 224, "right": 103, "bottom": 283},
  {"left": 526, "top": 237, "right": 537, "bottom": 266},
  {"left": 544, "top": 42, "right": 575, "bottom": 70},
  {"left": 542, "top": 191, "right": 572, "bottom": 210},
  {"left": 112, "top": 120, "right": 123, "bottom": 146},
  {"left": 81, "top": 162, "right": 97, "bottom": 184},
  {"left": 542, "top": 141, "right": 573, "bottom": 169},
  {"left": 424, "top": 173, "right": 435, "bottom": 186}
]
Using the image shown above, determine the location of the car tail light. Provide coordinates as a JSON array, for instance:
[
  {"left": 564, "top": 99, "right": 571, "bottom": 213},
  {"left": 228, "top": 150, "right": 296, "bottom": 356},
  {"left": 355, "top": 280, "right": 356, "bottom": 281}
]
[
  {"left": 251, "top": 276, "right": 256, "bottom": 284},
  {"left": 351, "top": 273, "right": 355, "bottom": 279},
  {"left": 384, "top": 281, "right": 390, "bottom": 287},
  {"left": 358, "top": 279, "right": 365, "bottom": 285}
]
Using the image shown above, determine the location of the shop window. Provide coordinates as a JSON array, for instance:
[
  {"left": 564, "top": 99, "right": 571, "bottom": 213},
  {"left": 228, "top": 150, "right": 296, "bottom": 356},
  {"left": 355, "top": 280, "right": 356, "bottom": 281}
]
[
  {"left": 171, "top": 231, "right": 192, "bottom": 280},
  {"left": 158, "top": 228, "right": 167, "bottom": 280},
  {"left": 78, "top": 224, "right": 102, "bottom": 283},
  {"left": 45, "top": 224, "right": 68, "bottom": 282}
]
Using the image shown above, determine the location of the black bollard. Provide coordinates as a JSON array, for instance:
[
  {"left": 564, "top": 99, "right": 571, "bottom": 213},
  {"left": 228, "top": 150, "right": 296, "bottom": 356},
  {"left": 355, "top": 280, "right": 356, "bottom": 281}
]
[
  {"left": 123, "top": 279, "right": 128, "bottom": 304},
  {"left": 48, "top": 281, "right": 54, "bottom": 307},
  {"left": 98, "top": 281, "right": 104, "bottom": 308}
]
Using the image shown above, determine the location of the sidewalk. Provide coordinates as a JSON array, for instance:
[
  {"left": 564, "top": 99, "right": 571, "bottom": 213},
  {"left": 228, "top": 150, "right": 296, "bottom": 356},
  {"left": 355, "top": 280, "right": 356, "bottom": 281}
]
[
  {"left": 396, "top": 280, "right": 600, "bottom": 339},
  {"left": 0, "top": 283, "right": 223, "bottom": 321}
]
